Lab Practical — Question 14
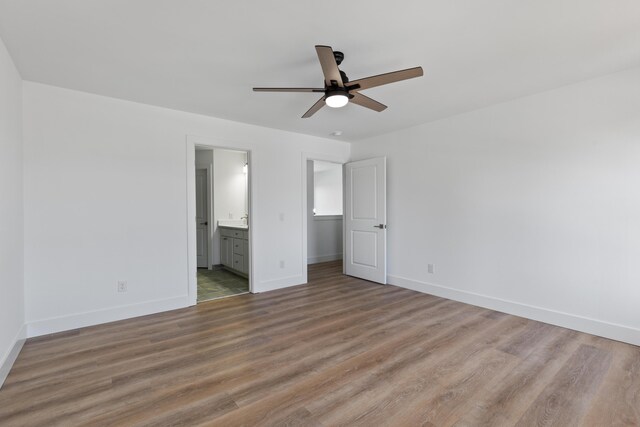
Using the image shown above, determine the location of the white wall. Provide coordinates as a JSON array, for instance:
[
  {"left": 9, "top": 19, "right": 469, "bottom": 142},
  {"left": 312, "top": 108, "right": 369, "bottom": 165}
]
[
  {"left": 22, "top": 82, "right": 350, "bottom": 336},
  {"left": 313, "top": 161, "right": 343, "bottom": 216},
  {"left": 212, "top": 149, "right": 247, "bottom": 265},
  {"left": 351, "top": 67, "right": 640, "bottom": 345},
  {"left": 0, "top": 35, "right": 24, "bottom": 380},
  {"left": 307, "top": 161, "right": 343, "bottom": 264}
]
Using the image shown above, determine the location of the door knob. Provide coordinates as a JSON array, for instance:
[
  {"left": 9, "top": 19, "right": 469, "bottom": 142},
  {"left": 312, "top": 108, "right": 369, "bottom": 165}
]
[
  {"left": 200, "top": 221, "right": 208, "bottom": 225},
  {"left": 373, "top": 224, "right": 386, "bottom": 229}
]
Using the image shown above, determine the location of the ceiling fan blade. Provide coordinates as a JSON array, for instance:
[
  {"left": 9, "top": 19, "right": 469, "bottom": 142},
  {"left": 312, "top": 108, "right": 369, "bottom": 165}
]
[
  {"left": 347, "top": 66, "right": 423, "bottom": 91},
  {"left": 253, "top": 87, "right": 325, "bottom": 92},
  {"left": 302, "top": 96, "right": 326, "bottom": 118},
  {"left": 350, "top": 93, "right": 387, "bottom": 112},
  {"left": 315, "top": 45, "right": 344, "bottom": 88}
]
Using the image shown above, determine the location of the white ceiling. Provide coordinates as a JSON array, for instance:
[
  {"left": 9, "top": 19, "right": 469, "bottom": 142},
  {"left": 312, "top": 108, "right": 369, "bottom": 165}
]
[{"left": 0, "top": 1, "right": 638, "bottom": 141}]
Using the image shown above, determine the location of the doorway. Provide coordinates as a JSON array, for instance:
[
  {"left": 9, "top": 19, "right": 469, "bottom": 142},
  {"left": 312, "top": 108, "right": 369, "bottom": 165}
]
[
  {"left": 302, "top": 155, "right": 388, "bottom": 286},
  {"left": 193, "top": 146, "right": 251, "bottom": 302},
  {"left": 305, "top": 159, "right": 344, "bottom": 272}
]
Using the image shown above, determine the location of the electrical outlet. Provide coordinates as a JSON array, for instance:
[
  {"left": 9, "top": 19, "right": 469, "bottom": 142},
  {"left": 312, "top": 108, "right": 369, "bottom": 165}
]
[
  {"left": 279, "top": 260, "right": 285, "bottom": 269},
  {"left": 428, "top": 264, "right": 435, "bottom": 274},
  {"left": 117, "top": 280, "right": 128, "bottom": 292}
]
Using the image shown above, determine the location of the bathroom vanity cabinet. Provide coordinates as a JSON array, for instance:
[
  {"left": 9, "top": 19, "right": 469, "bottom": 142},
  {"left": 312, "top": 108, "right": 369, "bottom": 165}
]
[{"left": 219, "top": 226, "right": 249, "bottom": 277}]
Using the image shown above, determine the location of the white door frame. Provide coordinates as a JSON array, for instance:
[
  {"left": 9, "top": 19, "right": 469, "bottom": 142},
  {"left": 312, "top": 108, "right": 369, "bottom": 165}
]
[
  {"left": 301, "top": 151, "right": 347, "bottom": 284},
  {"left": 186, "top": 135, "right": 255, "bottom": 306}
]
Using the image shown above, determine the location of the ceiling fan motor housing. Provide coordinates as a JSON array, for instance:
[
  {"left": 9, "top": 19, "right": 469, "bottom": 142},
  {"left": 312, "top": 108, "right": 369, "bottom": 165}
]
[
  {"left": 326, "top": 87, "right": 352, "bottom": 99},
  {"left": 333, "top": 51, "right": 344, "bottom": 65},
  {"left": 333, "top": 51, "right": 349, "bottom": 83}
]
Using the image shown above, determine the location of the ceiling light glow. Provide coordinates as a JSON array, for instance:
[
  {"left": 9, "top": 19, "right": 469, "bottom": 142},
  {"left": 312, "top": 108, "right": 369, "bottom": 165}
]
[{"left": 325, "top": 94, "right": 348, "bottom": 108}]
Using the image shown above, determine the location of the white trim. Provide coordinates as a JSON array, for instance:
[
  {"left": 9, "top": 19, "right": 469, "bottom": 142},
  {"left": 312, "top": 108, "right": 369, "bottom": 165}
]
[
  {"left": 206, "top": 163, "right": 215, "bottom": 269},
  {"left": 314, "top": 215, "right": 343, "bottom": 221},
  {"left": 0, "top": 324, "right": 26, "bottom": 389},
  {"left": 308, "top": 253, "right": 343, "bottom": 264},
  {"left": 26, "top": 295, "right": 188, "bottom": 338},
  {"left": 342, "top": 164, "right": 346, "bottom": 276},
  {"left": 186, "top": 135, "right": 256, "bottom": 305},
  {"left": 186, "top": 139, "right": 197, "bottom": 305},
  {"left": 301, "top": 153, "right": 347, "bottom": 284},
  {"left": 388, "top": 274, "right": 640, "bottom": 347},
  {"left": 256, "top": 274, "right": 305, "bottom": 293}
]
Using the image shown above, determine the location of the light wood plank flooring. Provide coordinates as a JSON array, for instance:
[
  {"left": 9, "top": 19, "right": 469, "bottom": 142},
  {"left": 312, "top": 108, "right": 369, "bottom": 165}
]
[{"left": 1, "top": 261, "right": 639, "bottom": 426}]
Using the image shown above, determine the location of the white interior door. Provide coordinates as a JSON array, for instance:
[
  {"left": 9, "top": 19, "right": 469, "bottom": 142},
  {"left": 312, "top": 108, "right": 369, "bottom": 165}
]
[
  {"left": 344, "top": 157, "right": 387, "bottom": 284},
  {"left": 195, "top": 169, "right": 209, "bottom": 268}
]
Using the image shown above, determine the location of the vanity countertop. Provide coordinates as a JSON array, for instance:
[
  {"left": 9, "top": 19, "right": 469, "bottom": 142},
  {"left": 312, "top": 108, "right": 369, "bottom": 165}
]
[{"left": 217, "top": 220, "right": 248, "bottom": 230}]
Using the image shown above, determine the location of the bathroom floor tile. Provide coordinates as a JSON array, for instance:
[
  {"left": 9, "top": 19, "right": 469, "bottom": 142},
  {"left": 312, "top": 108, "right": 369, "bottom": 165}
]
[{"left": 197, "top": 269, "right": 249, "bottom": 302}]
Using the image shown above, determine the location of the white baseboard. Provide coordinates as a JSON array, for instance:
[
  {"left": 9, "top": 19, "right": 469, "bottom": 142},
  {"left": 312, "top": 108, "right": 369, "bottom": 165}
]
[
  {"left": 388, "top": 274, "right": 640, "bottom": 347},
  {"left": 307, "top": 253, "right": 343, "bottom": 264},
  {"left": 255, "top": 274, "right": 306, "bottom": 293},
  {"left": 26, "top": 295, "right": 189, "bottom": 338},
  {"left": 0, "top": 324, "right": 27, "bottom": 389}
]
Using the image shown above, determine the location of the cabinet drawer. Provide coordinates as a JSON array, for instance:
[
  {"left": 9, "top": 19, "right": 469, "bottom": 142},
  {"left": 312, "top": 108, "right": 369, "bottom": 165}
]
[
  {"left": 232, "top": 254, "right": 244, "bottom": 271},
  {"left": 220, "top": 228, "right": 234, "bottom": 238},
  {"left": 220, "top": 228, "right": 248, "bottom": 239},
  {"left": 232, "top": 238, "right": 245, "bottom": 256}
]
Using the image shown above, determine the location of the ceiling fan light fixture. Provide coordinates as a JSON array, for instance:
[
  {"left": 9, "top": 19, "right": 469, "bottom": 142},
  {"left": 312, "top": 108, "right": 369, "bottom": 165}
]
[
  {"left": 253, "top": 45, "right": 423, "bottom": 118},
  {"left": 325, "top": 92, "right": 349, "bottom": 108}
]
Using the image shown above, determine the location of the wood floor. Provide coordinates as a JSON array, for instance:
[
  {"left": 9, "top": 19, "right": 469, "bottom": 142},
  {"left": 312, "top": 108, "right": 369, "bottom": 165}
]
[{"left": 1, "top": 262, "right": 639, "bottom": 426}]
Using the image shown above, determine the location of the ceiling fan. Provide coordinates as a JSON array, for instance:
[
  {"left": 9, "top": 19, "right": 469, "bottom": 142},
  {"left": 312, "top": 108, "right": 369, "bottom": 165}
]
[{"left": 253, "top": 45, "right": 423, "bottom": 118}]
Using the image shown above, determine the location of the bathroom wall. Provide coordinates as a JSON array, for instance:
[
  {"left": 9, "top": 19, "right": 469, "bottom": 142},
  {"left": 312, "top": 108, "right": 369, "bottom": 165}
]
[
  {"left": 195, "top": 148, "right": 213, "bottom": 170},
  {"left": 212, "top": 149, "right": 248, "bottom": 265}
]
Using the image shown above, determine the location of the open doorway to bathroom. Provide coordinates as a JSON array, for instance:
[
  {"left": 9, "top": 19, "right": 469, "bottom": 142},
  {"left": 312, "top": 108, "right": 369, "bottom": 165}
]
[
  {"left": 195, "top": 146, "right": 250, "bottom": 302},
  {"left": 306, "top": 160, "right": 344, "bottom": 274}
]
